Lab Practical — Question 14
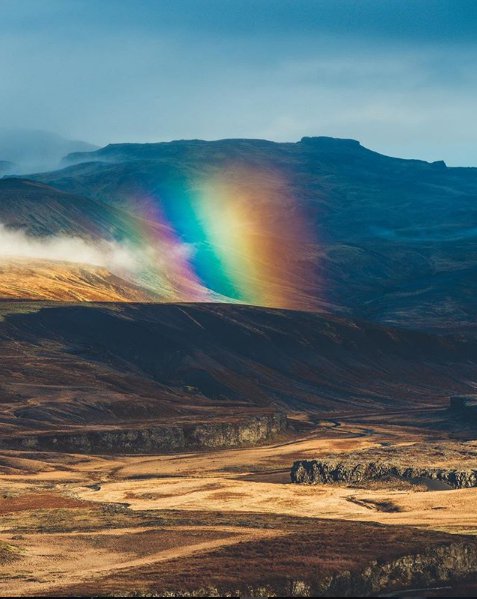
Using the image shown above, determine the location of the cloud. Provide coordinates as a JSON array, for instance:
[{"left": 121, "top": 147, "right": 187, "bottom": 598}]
[
  {"left": 0, "top": 223, "right": 138, "bottom": 272},
  {"left": 1, "top": 1, "right": 477, "bottom": 165},
  {"left": 0, "top": 223, "right": 208, "bottom": 300}
]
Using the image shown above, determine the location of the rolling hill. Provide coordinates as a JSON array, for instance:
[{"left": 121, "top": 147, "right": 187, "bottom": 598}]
[
  {"left": 0, "top": 259, "right": 157, "bottom": 302},
  {"left": 0, "top": 301, "right": 475, "bottom": 447},
  {"left": 0, "top": 178, "right": 134, "bottom": 238}
]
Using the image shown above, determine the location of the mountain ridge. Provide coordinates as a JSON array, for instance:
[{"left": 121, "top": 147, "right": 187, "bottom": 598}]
[{"left": 61, "top": 135, "right": 459, "bottom": 169}]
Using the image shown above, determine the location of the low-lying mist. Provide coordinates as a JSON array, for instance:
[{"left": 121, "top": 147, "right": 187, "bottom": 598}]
[
  {"left": 0, "top": 222, "right": 211, "bottom": 301},
  {"left": 0, "top": 223, "right": 138, "bottom": 272}
]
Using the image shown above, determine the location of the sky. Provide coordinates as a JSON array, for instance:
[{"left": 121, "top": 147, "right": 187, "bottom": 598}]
[{"left": 1, "top": 0, "right": 476, "bottom": 166}]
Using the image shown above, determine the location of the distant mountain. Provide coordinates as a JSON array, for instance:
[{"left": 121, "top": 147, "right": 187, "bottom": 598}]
[
  {"left": 0, "top": 129, "right": 97, "bottom": 174},
  {"left": 31, "top": 136, "right": 477, "bottom": 331}
]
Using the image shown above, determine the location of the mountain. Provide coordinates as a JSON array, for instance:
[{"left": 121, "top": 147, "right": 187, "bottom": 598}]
[
  {"left": 32, "top": 136, "right": 477, "bottom": 331},
  {"left": 0, "top": 128, "right": 97, "bottom": 174}
]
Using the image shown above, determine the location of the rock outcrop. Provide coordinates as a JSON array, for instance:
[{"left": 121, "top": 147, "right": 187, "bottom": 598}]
[
  {"left": 309, "top": 541, "right": 477, "bottom": 597},
  {"left": 0, "top": 412, "right": 287, "bottom": 454},
  {"left": 290, "top": 458, "right": 477, "bottom": 488}
]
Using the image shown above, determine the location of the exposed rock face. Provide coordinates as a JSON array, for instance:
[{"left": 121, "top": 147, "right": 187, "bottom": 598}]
[
  {"left": 314, "top": 541, "right": 477, "bottom": 597},
  {"left": 0, "top": 412, "right": 287, "bottom": 454},
  {"left": 290, "top": 459, "right": 477, "bottom": 489}
]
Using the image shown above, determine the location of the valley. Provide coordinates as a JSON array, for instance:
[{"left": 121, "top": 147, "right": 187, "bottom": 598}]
[
  {"left": 2, "top": 419, "right": 477, "bottom": 596},
  {"left": 2, "top": 0, "right": 476, "bottom": 594},
  {"left": 0, "top": 300, "right": 477, "bottom": 595}
]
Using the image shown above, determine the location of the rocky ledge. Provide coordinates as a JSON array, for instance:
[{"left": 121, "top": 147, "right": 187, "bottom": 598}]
[
  {"left": 291, "top": 458, "right": 477, "bottom": 488},
  {"left": 0, "top": 412, "right": 287, "bottom": 454}
]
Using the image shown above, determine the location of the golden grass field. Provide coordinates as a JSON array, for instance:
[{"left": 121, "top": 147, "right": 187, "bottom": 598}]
[
  {"left": 1, "top": 419, "right": 477, "bottom": 596},
  {"left": 0, "top": 259, "right": 155, "bottom": 302}
]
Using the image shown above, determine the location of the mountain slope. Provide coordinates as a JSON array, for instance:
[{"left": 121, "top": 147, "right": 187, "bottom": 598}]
[
  {"left": 33, "top": 137, "right": 477, "bottom": 330},
  {"left": 0, "top": 302, "right": 475, "bottom": 439},
  {"left": 0, "top": 260, "right": 157, "bottom": 302},
  {"left": 0, "top": 179, "right": 214, "bottom": 302},
  {"left": 0, "top": 178, "right": 130, "bottom": 238}
]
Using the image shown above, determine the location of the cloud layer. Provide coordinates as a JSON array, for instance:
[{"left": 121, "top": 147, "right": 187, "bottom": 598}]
[
  {"left": 0, "top": 1, "right": 476, "bottom": 165},
  {"left": 0, "top": 224, "right": 138, "bottom": 272}
]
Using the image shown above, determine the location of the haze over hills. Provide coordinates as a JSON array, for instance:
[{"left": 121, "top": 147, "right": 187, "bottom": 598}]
[
  {"left": 0, "top": 128, "right": 97, "bottom": 174},
  {"left": 0, "top": 160, "right": 15, "bottom": 176}
]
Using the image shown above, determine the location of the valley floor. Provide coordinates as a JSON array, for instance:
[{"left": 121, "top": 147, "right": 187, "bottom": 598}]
[{"left": 2, "top": 416, "right": 477, "bottom": 596}]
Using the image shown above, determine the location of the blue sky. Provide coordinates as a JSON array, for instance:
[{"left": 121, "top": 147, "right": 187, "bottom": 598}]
[{"left": 1, "top": 0, "right": 476, "bottom": 165}]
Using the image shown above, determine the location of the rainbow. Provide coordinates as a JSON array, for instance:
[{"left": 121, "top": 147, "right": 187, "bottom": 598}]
[{"left": 113, "top": 163, "right": 319, "bottom": 310}]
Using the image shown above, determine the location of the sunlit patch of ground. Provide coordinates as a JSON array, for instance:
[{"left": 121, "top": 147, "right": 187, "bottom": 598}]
[
  {"left": 0, "top": 258, "right": 155, "bottom": 301},
  {"left": 1, "top": 423, "right": 477, "bottom": 595}
]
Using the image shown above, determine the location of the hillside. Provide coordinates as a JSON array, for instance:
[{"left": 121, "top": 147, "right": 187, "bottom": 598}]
[
  {"left": 0, "top": 301, "right": 476, "bottom": 445},
  {"left": 32, "top": 136, "right": 477, "bottom": 330},
  {"left": 0, "top": 259, "right": 157, "bottom": 302},
  {"left": 0, "top": 178, "right": 133, "bottom": 238}
]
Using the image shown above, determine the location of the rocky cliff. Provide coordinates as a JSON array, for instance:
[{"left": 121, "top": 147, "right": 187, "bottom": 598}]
[
  {"left": 297, "top": 540, "right": 477, "bottom": 597},
  {"left": 290, "top": 458, "right": 477, "bottom": 489},
  {"left": 0, "top": 412, "right": 287, "bottom": 454}
]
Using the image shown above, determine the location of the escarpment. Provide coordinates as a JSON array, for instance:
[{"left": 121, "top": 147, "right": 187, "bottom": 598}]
[
  {"left": 0, "top": 412, "right": 287, "bottom": 454},
  {"left": 291, "top": 458, "right": 477, "bottom": 488},
  {"left": 291, "top": 441, "right": 477, "bottom": 489},
  {"left": 291, "top": 541, "right": 477, "bottom": 597}
]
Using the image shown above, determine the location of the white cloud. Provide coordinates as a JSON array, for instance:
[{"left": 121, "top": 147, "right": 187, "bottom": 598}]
[{"left": 0, "top": 224, "right": 138, "bottom": 272}]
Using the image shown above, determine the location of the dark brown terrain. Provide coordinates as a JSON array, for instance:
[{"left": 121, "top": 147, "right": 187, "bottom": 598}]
[{"left": 1, "top": 300, "right": 476, "bottom": 445}]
